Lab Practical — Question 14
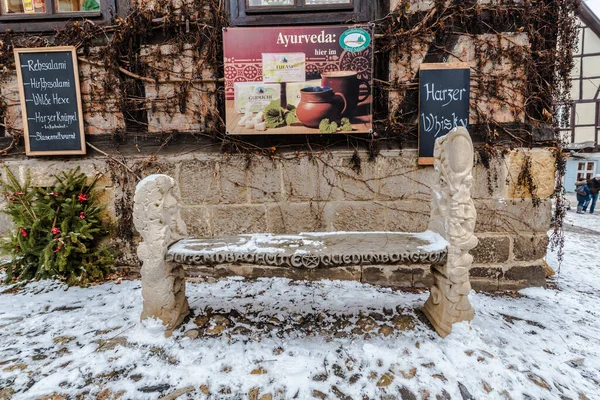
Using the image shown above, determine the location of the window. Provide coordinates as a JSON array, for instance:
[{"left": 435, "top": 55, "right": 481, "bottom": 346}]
[
  {"left": 577, "top": 161, "right": 596, "bottom": 181},
  {"left": 247, "top": 0, "right": 352, "bottom": 10},
  {"left": 230, "top": 0, "right": 370, "bottom": 26},
  {"left": 0, "top": 0, "right": 113, "bottom": 32}
]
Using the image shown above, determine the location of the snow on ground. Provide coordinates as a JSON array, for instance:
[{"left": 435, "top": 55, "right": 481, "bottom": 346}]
[{"left": 1, "top": 210, "right": 600, "bottom": 399}]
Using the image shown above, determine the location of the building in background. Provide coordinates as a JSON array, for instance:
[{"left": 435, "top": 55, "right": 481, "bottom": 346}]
[{"left": 564, "top": 1, "right": 600, "bottom": 190}]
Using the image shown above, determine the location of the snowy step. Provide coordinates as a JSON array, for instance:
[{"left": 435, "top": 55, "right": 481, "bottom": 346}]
[{"left": 166, "top": 231, "right": 448, "bottom": 269}]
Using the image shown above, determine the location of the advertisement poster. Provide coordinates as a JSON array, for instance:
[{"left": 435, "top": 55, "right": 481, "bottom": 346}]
[{"left": 223, "top": 25, "right": 373, "bottom": 135}]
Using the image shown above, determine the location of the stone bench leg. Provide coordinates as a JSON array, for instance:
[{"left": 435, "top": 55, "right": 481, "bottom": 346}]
[
  {"left": 423, "top": 127, "right": 478, "bottom": 338},
  {"left": 133, "top": 174, "right": 190, "bottom": 336}
]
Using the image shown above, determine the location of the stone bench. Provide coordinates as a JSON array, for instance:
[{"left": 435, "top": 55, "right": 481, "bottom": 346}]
[{"left": 133, "top": 127, "right": 478, "bottom": 338}]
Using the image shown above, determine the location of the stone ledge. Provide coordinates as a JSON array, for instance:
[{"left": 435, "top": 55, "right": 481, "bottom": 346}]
[
  {"left": 499, "top": 263, "right": 546, "bottom": 290},
  {"left": 187, "top": 264, "right": 362, "bottom": 282},
  {"left": 122, "top": 262, "right": 547, "bottom": 292}
]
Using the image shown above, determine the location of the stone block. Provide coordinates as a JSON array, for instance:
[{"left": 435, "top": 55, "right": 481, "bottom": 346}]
[
  {"left": 314, "top": 157, "right": 342, "bottom": 201},
  {"left": 469, "top": 266, "right": 502, "bottom": 291},
  {"left": 0, "top": 211, "right": 14, "bottom": 237},
  {"left": 84, "top": 111, "right": 125, "bottom": 135},
  {"left": 471, "top": 158, "right": 508, "bottom": 199},
  {"left": 446, "top": 34, "right": 528, "bottom": 124},
  {"left": 362, "top": 265, "right": 413, "bottom": 288},
  {"left": 180, "top": 206, "right": 212, "bottom": 237},
  {"left": 6, "top": 161, "right": 110, "bottom": 188},
  {"left": 336, "top": 156, "right": 379, "bottom": 201},
  {"left": 412, "top": 266, "right": 434, "bottom": 288},
  {"left": 470, "top": 236, "right": 510, "bottom": 264},
  {"left": 513, "top": 234, "right": 550, "bottom": 262},
  {"left": 95, "top": 187, "right": 116, "bottom": 224},
  {"left": 138, "top": 0, "right": 199, "bottom": 18},
  {"left": 0, "top": 73, "right": 23, "bottom": 133},
  {"left": 219, "top": 158, "right": 249, "bottom": 204},
  {"left": 378, "top": 150, "right": 436, "bottom": 202},
  {"left": 145, "top": 84, "right": 207, "bottom": 133},
  {"left": 179, "top": 160, "right": 220, "bottom": 205},
  {"left": 332, "top": 202, "right": 387, "bottom": 231},
  {"left": 140, "top": 43, "right": 199, "bottom": 81},
  {"left": 266, "top": 203, "right": 327, "bottom": 234},
  {"left": 506, "top": 150, "right": 556, "bottom": 200},
  {"left": 140, "top": 43, "right": 216, "bottom": 133},
  {"left": 389, "top": 38, "right": 429, "bottom": 93},
  {"left": 475, "top": 198, "right": 552, "bottom": 234},
  {"left": 211, "top": 205, "right": 267, "bottom": 235},
  {"left": 78, "top": 50, "right": 124, "bottom": 135},
  {"left": 470, "top": 277, "right": 500, "bottom": 292},
  {"left": 391, "top": 0, "right": 434, "bottom": 12},
  {"left": 138, "top": 160, "right": 178, "bottom": 186},
  {"left": 377, "top": 153, "right": 434, "bottom": 201},
  {"left": 185, "top": 264, "right": 361, "bottom": 282},
  {"left": 383, "top": 200, "right": 430, "bottom": 232},
  {"left": 500, "top": 264, "right": 546, "bottom": 290},
  {"left": 248, "top": 158, "right": 282, "bottom": 203},
  {"left": 281, "top": 158, "right": 316, "bottom": 202}
]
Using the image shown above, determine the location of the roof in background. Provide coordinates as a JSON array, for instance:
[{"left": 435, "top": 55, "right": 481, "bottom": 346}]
[{"left": 581, "top": 1, "right": 600, "bottom": 37}]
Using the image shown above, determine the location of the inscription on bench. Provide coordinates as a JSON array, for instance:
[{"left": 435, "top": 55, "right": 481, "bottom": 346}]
[{"left": 166, "top": 249, "right": 447, "bottom": 269}]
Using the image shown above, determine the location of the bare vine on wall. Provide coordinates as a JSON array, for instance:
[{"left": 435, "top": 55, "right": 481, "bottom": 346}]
[
  {"left": 0, "top": 1, "right": 578, "bottom": 144},
  {"left": 0, "top": 0, "right": 580, "bottom": 264}
]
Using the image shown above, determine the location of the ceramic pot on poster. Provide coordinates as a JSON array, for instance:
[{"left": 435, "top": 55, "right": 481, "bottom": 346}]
[
  {"left": 321, "top": 71, "right": 370, "bottom": 117},
  {"left": 296, "top": 87, "right": 347, "bottom": 128}
]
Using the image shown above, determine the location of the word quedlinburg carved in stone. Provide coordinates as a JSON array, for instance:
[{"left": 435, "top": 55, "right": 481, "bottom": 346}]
[
  {"left": 133, "top": 174, "right": 189, "bottom": 336},
  {"left": 166, "top": 248, "right": 447, "bottom": 268},
  {"left": 423, "top": 126, "right": 478, "bottom": 338}
]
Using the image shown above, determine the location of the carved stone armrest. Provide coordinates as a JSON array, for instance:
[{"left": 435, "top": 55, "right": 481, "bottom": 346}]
[
  {"left": 133, "top": 174, "right": 189, "bottom": 336},
  {"left": 423, "top": 126, "right": 478, "bottom": 337}
]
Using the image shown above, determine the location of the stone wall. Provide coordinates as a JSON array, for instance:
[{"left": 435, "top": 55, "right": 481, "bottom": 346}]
[
  {"left": 0, "top": 0, "right": 559, "bottom": 290},
  {"left": 0, "top": 146, "right": 554, "bottom": 290}
]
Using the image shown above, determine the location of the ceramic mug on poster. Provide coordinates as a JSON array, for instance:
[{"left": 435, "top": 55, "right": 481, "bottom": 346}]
[
  {"left": 296, "top": 87, "right": 347, "bottom": 128},
  {"left": 321, "top": 71, "right": 370, "bottom": 117}
]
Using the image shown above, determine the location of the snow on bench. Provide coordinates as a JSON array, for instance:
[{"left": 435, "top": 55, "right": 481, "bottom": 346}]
[
  {"left": 133, "top": 127, "right": 478, "bottom": 338},
  {"left": 166, "top": 231, "right": 448, "bottom": 269}
]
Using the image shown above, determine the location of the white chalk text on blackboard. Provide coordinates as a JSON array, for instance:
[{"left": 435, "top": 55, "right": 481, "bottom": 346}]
[{"left": 421, "top": 112, "right": 468, "bottom": 138}]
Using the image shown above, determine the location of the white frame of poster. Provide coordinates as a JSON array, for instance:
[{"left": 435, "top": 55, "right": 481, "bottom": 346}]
[{"left": 223, "top": 24, "right": 374, "bottom": 136}]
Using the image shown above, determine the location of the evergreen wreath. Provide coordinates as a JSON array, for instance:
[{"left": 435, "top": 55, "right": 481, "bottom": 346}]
[{"left": 0, "top": 167, "right": 114, "bottom": 286}]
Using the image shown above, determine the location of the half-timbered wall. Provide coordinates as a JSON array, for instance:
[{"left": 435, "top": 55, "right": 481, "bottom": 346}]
[{"left": 564, "top": 2, "right": 600, "bottom": 192}]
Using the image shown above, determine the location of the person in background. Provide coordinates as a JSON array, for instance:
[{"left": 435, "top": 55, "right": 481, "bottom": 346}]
[
  {"left": 587, "top": 174, "right": 600, "bottom": 214},
  {"left": 575, "top": 179, "right": 591, "bottom": 214}
]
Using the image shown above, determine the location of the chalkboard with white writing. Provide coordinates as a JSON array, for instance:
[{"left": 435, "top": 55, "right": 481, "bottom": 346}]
[
  {"left": 418, "top": 63, "right": 470, "bottom": 165},
  {"left": 14, "top": 47, "right": 86, "bottom": 156}
]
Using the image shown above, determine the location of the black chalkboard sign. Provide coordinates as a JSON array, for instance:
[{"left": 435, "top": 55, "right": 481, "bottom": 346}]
[
  {"left": 418, "top": 63, "right": 470, "bottom": 165},
  {"left": 14, "top": 47, "right": 86, "bottom": 156}
]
